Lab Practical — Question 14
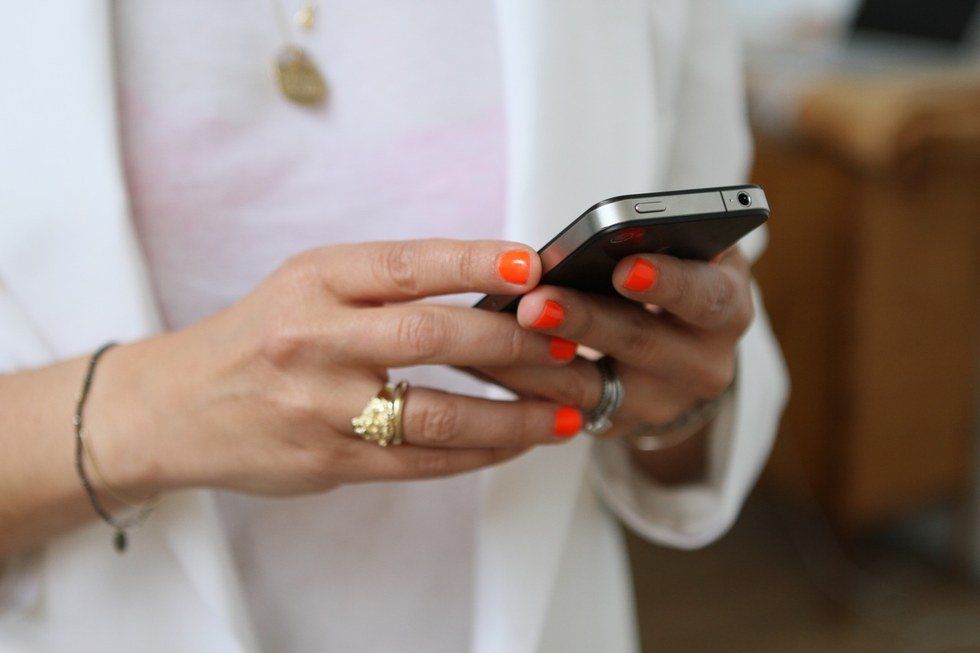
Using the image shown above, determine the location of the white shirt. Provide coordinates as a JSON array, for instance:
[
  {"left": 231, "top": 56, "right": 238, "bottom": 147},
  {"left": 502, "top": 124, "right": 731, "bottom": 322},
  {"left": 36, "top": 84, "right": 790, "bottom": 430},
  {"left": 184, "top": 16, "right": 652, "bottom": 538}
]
[{"left": 114, "top": 2, "right": 504, "bottom": 650}]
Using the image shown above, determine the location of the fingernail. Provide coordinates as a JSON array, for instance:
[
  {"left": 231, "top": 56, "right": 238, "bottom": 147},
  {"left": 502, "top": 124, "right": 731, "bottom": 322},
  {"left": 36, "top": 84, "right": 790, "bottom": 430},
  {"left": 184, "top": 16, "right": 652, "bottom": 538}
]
[
  {"left": 549, "top": 337, "right": 577, "bottom": 361},
  {"left": 554, "top": 406, "right": 583, "bottom": 437},
  {"left": 623, "top": 258, "right": 657, "bottom": 292},
  {"left": 531, "top": 300, "right": 564, "bottom": 329},
  {"left": 498, "top": 249, "right": 531, "bottom": 285}
]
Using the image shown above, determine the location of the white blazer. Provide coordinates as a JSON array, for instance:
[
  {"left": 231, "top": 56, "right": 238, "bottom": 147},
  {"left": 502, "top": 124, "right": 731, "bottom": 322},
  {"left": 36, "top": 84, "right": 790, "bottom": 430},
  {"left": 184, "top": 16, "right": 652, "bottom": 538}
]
[{"left": 0, "top": 1, "right": 789, "bottom": 651}]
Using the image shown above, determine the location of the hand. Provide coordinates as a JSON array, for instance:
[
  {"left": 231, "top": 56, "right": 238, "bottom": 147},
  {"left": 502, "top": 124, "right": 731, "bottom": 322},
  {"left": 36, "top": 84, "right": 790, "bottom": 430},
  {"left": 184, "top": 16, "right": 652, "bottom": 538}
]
[
  {"left": 472, "top": 248, "right": 753, "bottom": 443},
  {"left": 87, "top": 240, "right": 586, "bottom": 498}
]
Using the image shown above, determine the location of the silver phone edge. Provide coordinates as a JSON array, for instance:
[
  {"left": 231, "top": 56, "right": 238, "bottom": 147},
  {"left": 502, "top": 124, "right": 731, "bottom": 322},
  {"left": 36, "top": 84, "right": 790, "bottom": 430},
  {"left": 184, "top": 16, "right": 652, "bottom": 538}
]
[
  {"left": 540, "top": 187, "right": 769, "bottom": 271},
  {"left": 476, "top": 186, "right": 769, "bottom": 311}
]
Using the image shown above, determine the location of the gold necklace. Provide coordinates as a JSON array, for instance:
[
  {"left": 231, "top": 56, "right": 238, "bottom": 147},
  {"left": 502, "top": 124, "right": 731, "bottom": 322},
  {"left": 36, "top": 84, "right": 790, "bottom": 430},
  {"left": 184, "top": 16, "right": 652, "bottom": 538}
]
[{"left": 270, "top": 0, "right": 327, "bottom": 107}]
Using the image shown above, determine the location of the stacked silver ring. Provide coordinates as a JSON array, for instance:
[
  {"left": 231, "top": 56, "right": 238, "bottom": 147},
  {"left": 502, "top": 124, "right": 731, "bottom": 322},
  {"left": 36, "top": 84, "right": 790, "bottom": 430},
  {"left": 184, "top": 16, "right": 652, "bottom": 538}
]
[{"left": 584, "top": 356, "right": 624, "bottom": 436}]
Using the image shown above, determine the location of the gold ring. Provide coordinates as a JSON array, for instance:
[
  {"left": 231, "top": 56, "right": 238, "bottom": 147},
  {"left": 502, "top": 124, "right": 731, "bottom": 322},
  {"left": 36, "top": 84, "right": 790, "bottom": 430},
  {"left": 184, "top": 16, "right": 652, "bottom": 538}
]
[{"left": 351, "top": 381, "right": 409, "bottom": 447}]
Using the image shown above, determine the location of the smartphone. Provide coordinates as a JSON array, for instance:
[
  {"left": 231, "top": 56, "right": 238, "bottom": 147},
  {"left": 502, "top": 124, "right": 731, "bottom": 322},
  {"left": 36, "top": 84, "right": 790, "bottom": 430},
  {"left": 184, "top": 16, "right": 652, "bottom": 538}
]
[{"left": 475, "top": 184, "right": 769, "bottom": 312}]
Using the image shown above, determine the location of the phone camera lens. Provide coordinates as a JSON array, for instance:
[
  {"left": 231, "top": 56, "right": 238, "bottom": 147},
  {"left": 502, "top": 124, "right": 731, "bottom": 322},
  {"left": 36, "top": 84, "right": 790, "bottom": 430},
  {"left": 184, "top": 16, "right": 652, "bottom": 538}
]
[{"left": 736, "top": 191, "right": 752, "bottom": 207}]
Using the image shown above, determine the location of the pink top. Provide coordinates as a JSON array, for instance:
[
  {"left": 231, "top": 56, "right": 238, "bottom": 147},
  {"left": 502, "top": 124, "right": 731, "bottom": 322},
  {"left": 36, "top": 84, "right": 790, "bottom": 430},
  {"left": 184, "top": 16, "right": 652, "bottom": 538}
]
[
  {"left": 117, "top": 1, "right": 506, "bottom": 330},
  {"left": 115, "top": 1, "right": 505, "bottom": 650}
]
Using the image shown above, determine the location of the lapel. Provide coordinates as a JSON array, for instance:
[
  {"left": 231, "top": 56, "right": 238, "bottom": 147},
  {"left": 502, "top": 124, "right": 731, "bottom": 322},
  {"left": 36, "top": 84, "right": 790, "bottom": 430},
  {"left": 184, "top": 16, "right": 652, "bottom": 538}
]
[
  {"left": 0, "top": 1, "right": 663, "bottom": 651},
  {"left": 0, "top": 1, "right": 160, "bottom": 357},
  {"left": 476, "top": 2, "right": 660, "bottom": 651},
  {"left": 0, "top": 3, "right": 257, "bottom": 652}
]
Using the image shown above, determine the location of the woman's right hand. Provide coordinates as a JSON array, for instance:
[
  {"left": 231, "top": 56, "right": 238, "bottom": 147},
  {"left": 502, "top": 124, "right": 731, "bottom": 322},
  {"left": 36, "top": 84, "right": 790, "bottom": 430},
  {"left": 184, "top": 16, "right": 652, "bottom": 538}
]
[{"left": 89, "top": 239, "right": 583, "bottom": 498}]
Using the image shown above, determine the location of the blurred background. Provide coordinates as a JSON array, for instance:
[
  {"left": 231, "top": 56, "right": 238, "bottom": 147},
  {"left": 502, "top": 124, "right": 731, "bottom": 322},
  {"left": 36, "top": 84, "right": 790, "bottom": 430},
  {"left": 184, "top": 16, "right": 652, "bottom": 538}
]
[{"left": 629, "top": 0, "right": 980, "bottom": 650}]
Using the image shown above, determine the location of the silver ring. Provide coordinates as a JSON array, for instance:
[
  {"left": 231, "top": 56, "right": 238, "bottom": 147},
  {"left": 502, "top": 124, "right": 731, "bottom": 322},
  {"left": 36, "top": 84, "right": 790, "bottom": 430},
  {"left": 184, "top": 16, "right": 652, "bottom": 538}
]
[{"left": 584, "top": 356, "right": 624, "bottom": 436}]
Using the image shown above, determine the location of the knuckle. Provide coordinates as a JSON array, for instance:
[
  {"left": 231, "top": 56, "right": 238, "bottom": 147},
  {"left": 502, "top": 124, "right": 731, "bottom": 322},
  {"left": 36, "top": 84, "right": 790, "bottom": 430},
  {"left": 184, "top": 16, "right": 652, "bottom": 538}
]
[
  {"left": 414, "top": 397, "right": 460, "bottom": 445},
  {"left": 565, "top": 298, "right": 594, "bottom": 341},
  {"left": 271, "top": 383, "right": 321, "bottom": 425},
  {"left": 257, "top": 324, "right": 307, "bottom": 369},
  {"left": 412, "top": 448, "right": 454, "bottom": 477},
  {"left": 300, "top": 441, "right": 343, "bottom": 483},
  {"left": 516, "top": 406, "right": 535, "bottom": 442},
  {"left": 377, "top": 241, "right": 422, "bottom": 295},
  {"left": 487, "top": 448, "right": 515, "bottom": 465},
  {"left": 456, "top": 244, "right": 483, "bottom": 287},
  {"left": 281, "top": 250, "right": 315, "bottom": 275},
  {"left": 642, "top": 402, "right": 685, "bottom": 427},
  {"left": 666, "top": 264, "right": 692, "bottom": 307},
  {"left": 622, "top": 313, "right": 660, "bottom": 362},
  {"left": 504, "top": 325, "right": 529, "bottom": 364},
  {"left": 279, "top": 250, "right": 323, "bottom": 289},
  {"left": 393, "top": 309, "right": 453, "bottom": 361},
  {"left": 696, "top": 275, "right": 735, "bottom": 325},
  {"left": 733, "top": 291, "right": 756, "bottom": 332},
  {"left": 698, "top": 359, "right": 735, "bottom": 398},
  {"left": 550, "top": 370, "right": 595, "bottom": 409}
]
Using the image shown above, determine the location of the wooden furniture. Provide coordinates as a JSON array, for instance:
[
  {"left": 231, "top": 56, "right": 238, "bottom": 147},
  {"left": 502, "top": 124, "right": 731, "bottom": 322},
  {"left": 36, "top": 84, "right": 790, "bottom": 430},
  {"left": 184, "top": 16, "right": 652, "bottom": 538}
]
[{"left": 751, "top": 72, "right": 980, "bottom": 534}]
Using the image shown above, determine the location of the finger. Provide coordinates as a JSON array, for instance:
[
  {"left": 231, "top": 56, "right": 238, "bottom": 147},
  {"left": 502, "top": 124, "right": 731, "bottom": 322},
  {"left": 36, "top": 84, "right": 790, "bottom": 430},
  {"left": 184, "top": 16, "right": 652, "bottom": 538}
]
[
  {"left": 333, "top": 377, "right": 582, "bottom": 448},
  {"left": 337, "top": 304, "right": 578, "bottom": 368},
  {"left": 515, "top": 287, "right": 725, "bottom": 383},
  {"left": 397, "top": 387, "right": 583, "bottom": 447},
  {"left": 295, "top": 239, "right": 541, "bottom": 303},
  {"left": 473, "top": 358, "right": 701, "bottom": 424},
  {"left": 611, "top": 251, "right": 753, "bottom": 331},
  {"left": 350, "top": 444, "right": 529, "bottom": 482}
]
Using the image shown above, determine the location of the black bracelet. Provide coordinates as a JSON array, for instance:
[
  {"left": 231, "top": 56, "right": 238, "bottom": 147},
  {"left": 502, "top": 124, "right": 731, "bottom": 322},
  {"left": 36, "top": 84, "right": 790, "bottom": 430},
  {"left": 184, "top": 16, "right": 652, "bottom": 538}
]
[{"left": 74, "top": 342, "right": 153, "bottom": 553}]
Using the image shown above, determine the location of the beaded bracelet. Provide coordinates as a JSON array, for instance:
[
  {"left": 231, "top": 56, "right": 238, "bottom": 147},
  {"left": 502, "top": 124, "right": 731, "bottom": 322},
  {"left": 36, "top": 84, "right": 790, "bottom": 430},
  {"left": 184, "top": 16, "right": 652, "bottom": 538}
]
[
  {"left": 626, "top": 383, "right": 734, "bottom": 452},
  {"left": 74, "top": 342, "right": 155, "bottom": 553}
]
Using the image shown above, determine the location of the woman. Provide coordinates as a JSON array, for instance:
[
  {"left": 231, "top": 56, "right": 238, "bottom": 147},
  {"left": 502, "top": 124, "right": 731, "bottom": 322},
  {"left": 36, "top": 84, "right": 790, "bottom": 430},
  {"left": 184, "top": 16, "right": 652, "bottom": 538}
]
[{"left": 0, "top": 1, "right": 788, "bottom": 651}]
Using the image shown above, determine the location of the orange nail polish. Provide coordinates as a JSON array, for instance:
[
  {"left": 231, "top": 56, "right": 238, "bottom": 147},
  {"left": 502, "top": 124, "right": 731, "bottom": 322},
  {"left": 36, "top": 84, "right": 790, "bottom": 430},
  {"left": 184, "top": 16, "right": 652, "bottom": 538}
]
[
  {"left": 554, "top": 407, "right": 582, "bottom": 437},
  {"left": 549, "top": 337, "right": 577, "bottom": 361},
  {"left": 623, "top": 258, "right": 657, "bottom": 292},
  {"left": 498, "top": 249, "right": 531, "bottom": 285},
  {"left": 531, "top": 300, "right": 564, "bottom": 329}
]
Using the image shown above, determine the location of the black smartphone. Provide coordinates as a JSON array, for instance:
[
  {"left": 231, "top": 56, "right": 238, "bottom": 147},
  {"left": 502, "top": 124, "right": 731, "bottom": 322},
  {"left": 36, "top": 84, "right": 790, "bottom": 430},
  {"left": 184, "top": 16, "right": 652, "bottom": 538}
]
[{"left": 475, "top": 185, "right": 769, "bottom": 312}]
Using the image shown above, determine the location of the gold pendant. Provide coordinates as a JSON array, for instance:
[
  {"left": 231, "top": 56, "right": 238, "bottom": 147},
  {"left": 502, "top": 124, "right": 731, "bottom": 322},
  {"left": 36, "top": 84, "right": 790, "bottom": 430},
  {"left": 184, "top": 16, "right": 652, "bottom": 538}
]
[{"left": 274, "top": 46, "right": 327, "bottom": 107}]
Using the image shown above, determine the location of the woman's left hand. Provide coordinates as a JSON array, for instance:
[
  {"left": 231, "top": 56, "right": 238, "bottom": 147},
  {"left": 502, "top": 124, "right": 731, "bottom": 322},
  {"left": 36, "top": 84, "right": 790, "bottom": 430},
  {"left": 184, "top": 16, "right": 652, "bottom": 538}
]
[{"left": 472, "top": 248, "right": 754, "bottom": 443}]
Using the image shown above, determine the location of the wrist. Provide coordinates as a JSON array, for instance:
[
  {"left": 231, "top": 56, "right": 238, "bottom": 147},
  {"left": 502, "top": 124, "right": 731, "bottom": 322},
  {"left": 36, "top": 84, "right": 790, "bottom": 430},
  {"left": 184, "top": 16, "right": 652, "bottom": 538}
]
[{"left": 83, "top": 334, "right": 187, "bottom": 499}]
